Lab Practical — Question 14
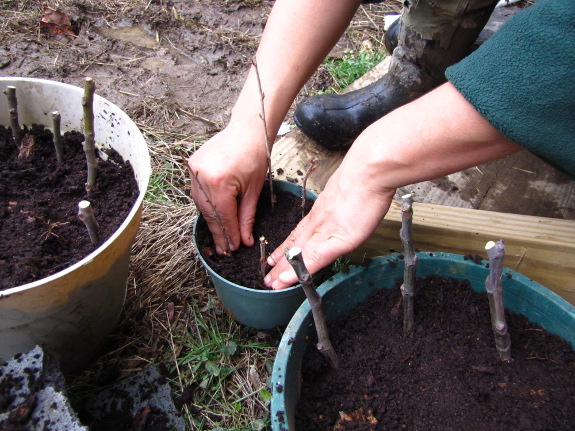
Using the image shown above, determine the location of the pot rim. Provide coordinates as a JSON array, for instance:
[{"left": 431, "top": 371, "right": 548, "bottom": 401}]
[{"left": 191, "top": 179, "right": 318, "bottom": 294}]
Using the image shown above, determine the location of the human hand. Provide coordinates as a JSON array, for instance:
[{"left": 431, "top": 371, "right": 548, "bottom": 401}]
[
  {"left": 263, "top": 81, "right": 523, "bottom": 289},
  {"left": 188, "top": 120, "right": 269, "bottom": 254},
  {"left": 263, "top": 164, "right": 394, "bottom": 290}
]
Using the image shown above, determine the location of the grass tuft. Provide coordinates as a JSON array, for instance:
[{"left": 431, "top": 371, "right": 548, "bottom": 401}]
[{"left": 323, "top": 48, "right": 387, "bottom": 93}]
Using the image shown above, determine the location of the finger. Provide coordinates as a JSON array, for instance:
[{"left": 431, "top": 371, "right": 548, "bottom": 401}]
[
  {"left": 265, "top": 237, "right": 339, "bottom": 290},
  {"left": 237, "top": 186, "right": 261, "bottom": 248},
  {"left": 189, "top": 173, "right": 242, "bottom": 254},
  {"left": 263, "top": 254, "right": 297, "bottom": 290},
  {"left": 197, "top": 195, "right": 241, "bottom": 254}
]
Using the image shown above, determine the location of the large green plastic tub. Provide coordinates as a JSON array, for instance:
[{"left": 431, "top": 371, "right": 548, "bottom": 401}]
[
  {"left": 192, "top": 180, "right": 317, "bottom": 329},
  {"left": 271, "top": 252, "right": 575, "bottom": 430}
]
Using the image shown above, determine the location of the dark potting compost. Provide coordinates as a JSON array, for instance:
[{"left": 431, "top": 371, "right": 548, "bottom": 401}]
[
  {"left": 0, "top": 124, "right": 138, "bottom": 290},
  {"left": 296, "top": 275, "right": 575, "bottom": 430},
  {"left": 196, "top": 184, "right": 314, "bottom": 290}
]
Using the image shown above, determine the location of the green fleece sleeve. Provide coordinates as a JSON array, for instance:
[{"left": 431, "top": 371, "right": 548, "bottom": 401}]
[{"left": 445, "top": 0, "right": 575, "bottom": 177}]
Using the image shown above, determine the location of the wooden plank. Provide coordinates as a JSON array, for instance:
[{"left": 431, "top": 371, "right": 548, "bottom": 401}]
[
  {"left": 270, "top": 56, "right": 575, "bottom": 305},
  {"left": 347, "top": 202, "right": 575, "bottom": 306}
]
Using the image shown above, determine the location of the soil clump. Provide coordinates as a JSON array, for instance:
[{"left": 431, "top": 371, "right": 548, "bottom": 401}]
[{"left": 296, "top": 275, "right": 575, "bottom": 430}]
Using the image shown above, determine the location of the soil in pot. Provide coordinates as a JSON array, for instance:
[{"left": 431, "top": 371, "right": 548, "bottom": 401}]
[
  {"left": 195, "top": 183, "right": 313, "bottom": 290},
  {"left": 296, "top": 274, "right": 575, "bottom": 430},
  {"left": 0, "top": 124, "right": 138, "bottom": 290}
]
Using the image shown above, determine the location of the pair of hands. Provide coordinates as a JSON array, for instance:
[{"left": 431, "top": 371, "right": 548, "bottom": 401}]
[
  {"left": 188, "top": 120, "right": 393, "bottom": 290},
  {"left": 188, "top": 82, "right": 522, "bottom": 290}
]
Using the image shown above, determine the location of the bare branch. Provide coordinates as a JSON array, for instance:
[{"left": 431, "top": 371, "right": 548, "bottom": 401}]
[
  {"left": 399, "top": 193, "right": 418, "bottom": 336},
  {"left": 52, "top": 111, "right": 64, "bottom": 163},
  {"left": 78, "top": 200, "right": 100, "bottom": 245},
  {"left": 285, "top": 247, "right": 339, "bottom": 368},
  {"left": 485, "top": 240, "right": 512, "bottom": 362},
  {"left": 82, "top": 77, "right": 97, "bottom": 192},
  {"left": 259, "top": 236, "right": 268, "bottom": 279},
  {"left": 252, "top": 56, "right": 274, "bottom": 210},
  {"left": 4, "top": 86, "right": 22, "bottom": 147}
]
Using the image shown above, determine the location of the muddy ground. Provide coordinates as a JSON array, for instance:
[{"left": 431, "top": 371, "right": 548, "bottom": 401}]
[
  {"left": 2, "top": 0, "right": 266, "bottom": 138},
  {"left": 1, "top": 0, "right": 384, "bottom": 140}
]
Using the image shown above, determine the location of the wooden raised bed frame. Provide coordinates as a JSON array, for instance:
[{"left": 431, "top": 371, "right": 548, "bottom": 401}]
[{"left": 271, "top": 58, "right": 575, "bottom": 305}]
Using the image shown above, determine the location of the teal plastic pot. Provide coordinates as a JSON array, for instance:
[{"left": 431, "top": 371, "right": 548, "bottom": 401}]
[
  {"left": 271, "top": 252, "right": 575, "bottom": 430},
  {"left": 192, "top": 180, "right": 317, "bottom": 329}
]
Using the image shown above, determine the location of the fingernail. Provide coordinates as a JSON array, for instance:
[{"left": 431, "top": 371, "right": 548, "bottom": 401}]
[
  {"left": 271, "top": 280, "right": 279, "bottom": 290},
  {"left": 264, "top": 274, "right": 271, "bottom": 285},
  {"left": 267, "top": 256, "right": 275, "bottom": 265}
]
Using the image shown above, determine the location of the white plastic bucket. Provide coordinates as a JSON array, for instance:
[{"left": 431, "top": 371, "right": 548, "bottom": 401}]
[{"left": 0, "top": 78, "right": 151, "bottom": 370}]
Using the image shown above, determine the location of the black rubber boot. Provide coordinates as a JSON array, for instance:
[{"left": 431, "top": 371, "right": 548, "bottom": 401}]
[
  {"left": 294, "top": 1, "right": 497, "bottom": 151},
  {"left": 384, "top": 17, "right": 400, "bottom": 55}
]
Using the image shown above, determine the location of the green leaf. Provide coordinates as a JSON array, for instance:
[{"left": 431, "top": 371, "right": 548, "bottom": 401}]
[
  {"left": 222, "top": 340, "right": 237, "bottom": 356},
  {"left": 259, "top": 388, "right": 272, "bottom": 403},
  {"left": 205, "top": 360, "right": 220, "bottom": 376}
]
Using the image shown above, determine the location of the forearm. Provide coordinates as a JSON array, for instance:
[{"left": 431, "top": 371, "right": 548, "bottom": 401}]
[
  {"left": 230, "top": 0, "right": 363, "bottom": 135},
  {"left": 341, "top": 82, "right": 522, "bottom": 196},
  {"left": 264, "top": 83, "right": 521, "bottom": 289}
]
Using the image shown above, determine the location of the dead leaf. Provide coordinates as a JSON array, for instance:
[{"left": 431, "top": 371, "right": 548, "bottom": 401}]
[{"left": 40, "top": 7, "right": 77, "bottom": 36}]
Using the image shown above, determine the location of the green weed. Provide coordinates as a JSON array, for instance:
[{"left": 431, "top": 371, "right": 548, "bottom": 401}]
[
  {"left": 330, "top": 256, "right": 354, "bottom": 274},
  {"left": 170, "top": 301, "right": 276, "bottom": 430},
  {"left": 323, "top": 48, "right": 386, "bottom": 92}
]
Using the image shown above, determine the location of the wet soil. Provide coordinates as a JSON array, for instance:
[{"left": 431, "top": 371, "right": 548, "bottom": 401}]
[
  {"left": 0, "top": 124, "right": 138, "bottom": 290},
  {"left": 195, "top": 182, "right": 314, "bottom": 290},
  {"left": 296, "top": 275, "right": 575, "bottom": 430}
]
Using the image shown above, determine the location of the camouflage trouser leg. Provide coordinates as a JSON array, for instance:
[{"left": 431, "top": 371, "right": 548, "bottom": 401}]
[
  {"left": 401, "top": 0, "right": 499, "bottom": 50},
  {"left": 387, "top": 0, "right": 499, "bottom": 86}
]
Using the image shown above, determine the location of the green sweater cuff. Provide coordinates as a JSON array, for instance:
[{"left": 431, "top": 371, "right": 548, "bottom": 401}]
[{"left": 446, "top": 0, "right": 575, "bottom": 177}]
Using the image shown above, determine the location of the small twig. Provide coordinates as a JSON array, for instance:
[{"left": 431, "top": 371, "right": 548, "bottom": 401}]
[
  {"left": 252, "top": 57, "right": 274, "bottom": 210},
  {"left": 259, "top": 236, "right": 268, "bottom": 279},
  {"left": 188, "top": 167, "right": 231, "bottom": 255},
  {"left": 78, "top": 200, "right": 100, "bottom": 245},
  {"left": 4, "top": 86, "right": 22, "bottom": 147},
  {"left": 485, "top": 240, "right": 512, "bottom": 362},
  {"left": 52, "top": 111, "right": 64, "bottom": 163},
  {"left": 399, "top": 193, "right": 418, "bottom": 336},
  {"left": 82, "top": 77, "right": 97, "bottom": 192},
  {"left": 285, "top": 247, "right": 339, "bottom": 368},
  {"left": 301, "top": 159, "right": 317, "bottom": 219}
]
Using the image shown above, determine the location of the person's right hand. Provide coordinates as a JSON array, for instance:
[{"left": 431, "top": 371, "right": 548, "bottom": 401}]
[{"left": 188, "top": 118, "right": 270, "bottom": 255}]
